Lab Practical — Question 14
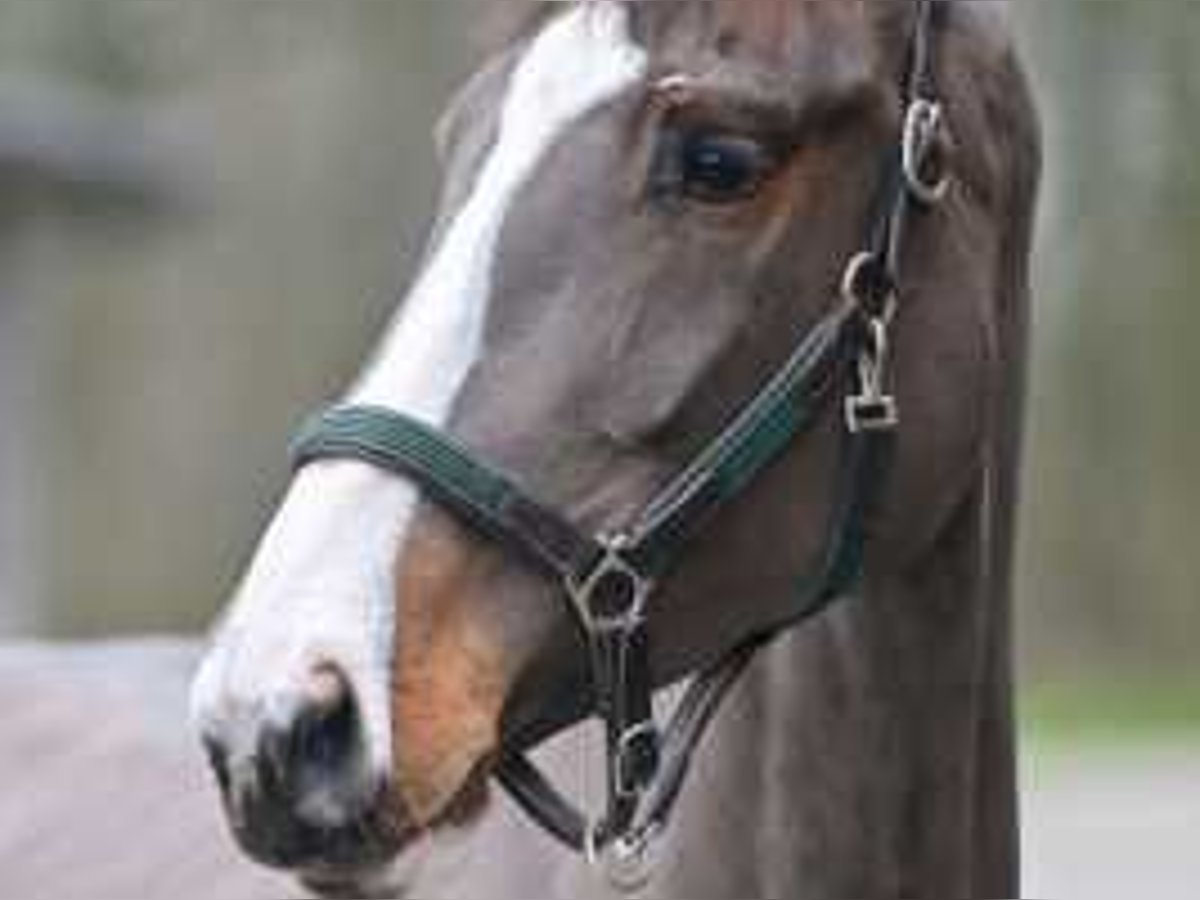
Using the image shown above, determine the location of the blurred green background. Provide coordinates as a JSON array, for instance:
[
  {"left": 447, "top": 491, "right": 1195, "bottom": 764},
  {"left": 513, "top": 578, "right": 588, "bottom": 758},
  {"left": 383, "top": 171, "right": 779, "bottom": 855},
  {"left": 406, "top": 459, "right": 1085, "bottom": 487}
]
[{"left": 0, "top": 2, "right": 1196, "bottom": 742}]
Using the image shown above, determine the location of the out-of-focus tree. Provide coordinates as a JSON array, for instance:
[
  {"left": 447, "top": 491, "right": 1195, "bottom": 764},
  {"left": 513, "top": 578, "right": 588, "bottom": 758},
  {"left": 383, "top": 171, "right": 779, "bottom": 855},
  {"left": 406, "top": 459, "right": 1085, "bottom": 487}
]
[
  {"left": 0, "top": 2, "right": 473, "bottom": 635},
  {"left": 1016, "top": 3, "right": 1200, "bottom": 684},
  {"left": 0, "top": 79, "right": 187, "bottom": 633}
]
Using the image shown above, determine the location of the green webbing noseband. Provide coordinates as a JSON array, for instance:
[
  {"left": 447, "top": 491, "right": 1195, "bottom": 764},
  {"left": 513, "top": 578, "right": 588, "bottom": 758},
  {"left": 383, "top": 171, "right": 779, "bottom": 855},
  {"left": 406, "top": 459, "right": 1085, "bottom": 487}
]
[
  {"left": 289, "top": 295, "right": 890, "bottom": 862},
  {"left": 291, "top": 299, "right": 858, "bottom": 590}
]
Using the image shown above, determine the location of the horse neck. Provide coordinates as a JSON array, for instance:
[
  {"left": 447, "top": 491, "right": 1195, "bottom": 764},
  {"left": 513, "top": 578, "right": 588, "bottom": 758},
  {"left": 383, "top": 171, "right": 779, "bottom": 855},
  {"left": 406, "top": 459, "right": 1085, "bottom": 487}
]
[
  {"left": 655, "top": 469, "right": 1019, "bottom": 899},
  {"left": 650, "top": 22, "right": 1040, "bottom": 889}
]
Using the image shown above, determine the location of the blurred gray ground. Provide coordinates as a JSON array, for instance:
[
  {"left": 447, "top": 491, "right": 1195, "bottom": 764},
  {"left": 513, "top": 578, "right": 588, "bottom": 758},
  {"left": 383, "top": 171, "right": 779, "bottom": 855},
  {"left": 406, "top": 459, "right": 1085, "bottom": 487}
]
[
  {"left": 0, "top": 640, "right": 287, "bottom": 900},
  {"left": 0, "top": 640, "right": 1195, "bottom": 900},
  {"left": 1023, "top": 746, "right": 1200, "bottom": 900}
]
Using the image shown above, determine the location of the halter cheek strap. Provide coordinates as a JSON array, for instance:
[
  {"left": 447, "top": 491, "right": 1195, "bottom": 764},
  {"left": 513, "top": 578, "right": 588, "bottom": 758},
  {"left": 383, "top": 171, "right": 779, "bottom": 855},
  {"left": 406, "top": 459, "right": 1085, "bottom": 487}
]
[
  {"left": 291, "top": 297, "right": 878, "bottom": 862},
  {"left": 289, "top": 0, "right": 947, "bottom": 883}
]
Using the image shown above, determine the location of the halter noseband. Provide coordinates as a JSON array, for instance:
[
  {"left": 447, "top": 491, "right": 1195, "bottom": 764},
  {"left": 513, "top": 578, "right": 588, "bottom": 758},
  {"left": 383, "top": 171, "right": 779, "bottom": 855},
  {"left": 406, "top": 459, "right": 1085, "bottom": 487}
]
[{"left": 290, "top": 0, "right": 946, "bottom": 885}]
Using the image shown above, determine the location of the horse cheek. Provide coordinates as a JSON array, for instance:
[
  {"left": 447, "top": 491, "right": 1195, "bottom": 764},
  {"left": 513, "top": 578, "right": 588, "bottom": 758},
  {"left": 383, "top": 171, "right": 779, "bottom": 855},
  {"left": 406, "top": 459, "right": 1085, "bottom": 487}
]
[{"left": 391, "top": 518, "right": 508, "bottom": 825}]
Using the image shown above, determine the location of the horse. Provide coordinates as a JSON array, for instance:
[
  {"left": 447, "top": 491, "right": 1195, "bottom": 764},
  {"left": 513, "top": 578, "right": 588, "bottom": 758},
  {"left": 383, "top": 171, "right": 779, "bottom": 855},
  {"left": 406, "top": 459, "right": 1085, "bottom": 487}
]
[{"left": 191, "top": 2, "right": 1040, "bottom": 897}]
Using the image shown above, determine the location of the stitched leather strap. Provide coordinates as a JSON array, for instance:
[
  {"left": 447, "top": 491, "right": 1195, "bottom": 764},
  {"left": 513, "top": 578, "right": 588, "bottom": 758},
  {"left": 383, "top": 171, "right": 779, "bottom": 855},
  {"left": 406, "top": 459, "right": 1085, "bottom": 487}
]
[
  {"left": 292, "top": 296, "right": 860, "bottom": 592},
  {"left": 287, "top": 0, "right": 940, "bottom": 863},
  {"left": 494, "top": 422, "right": 894, "bottom": 851},
  {"left": 291, "top": 406, "right": 605, "bottom": 584},
  {"left": 289, "top": 301, "right": 865, "bottom": 853},
  {"left": 620, "top": 301, "right": 860, "bottom": 579}
]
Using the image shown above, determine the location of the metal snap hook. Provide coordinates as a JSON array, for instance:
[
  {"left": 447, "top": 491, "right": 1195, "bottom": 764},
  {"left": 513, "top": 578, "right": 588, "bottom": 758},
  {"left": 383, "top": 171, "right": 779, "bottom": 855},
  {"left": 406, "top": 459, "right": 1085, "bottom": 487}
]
[
  {"left": 845, "top": 316, "right": 899, "bottom": 434},
  {"left": 841, "top": 251, "right": 898, "bottom": 323}
]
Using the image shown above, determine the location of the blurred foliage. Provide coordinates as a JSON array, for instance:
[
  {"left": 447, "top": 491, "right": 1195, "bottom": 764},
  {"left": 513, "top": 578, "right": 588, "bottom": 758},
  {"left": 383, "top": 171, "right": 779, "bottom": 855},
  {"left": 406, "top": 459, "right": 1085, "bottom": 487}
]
[
  {"left": 1014, "top": 3, "right": 1200, "bottom": 689},
  {"left": 0, "top": 3, "right": 1196, "bottom": 705},
  {"left": 1021, "top": 675, "right": 1200, "bottom": 748},
  {"left": 0, "top": 1, "right": 475, "bottom": 635}
]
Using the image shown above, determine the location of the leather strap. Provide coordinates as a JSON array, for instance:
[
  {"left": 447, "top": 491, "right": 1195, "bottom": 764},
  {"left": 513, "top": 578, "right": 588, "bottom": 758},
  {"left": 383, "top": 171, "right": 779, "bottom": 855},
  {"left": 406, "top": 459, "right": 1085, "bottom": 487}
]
[
  {"left": 494, "top": 421, "right": 894, "bottom": 852},
  {"left": 289, "top": 300, "right": 866, "bottom": 856},
  {"left": 287, "top": 0, "right": 942, "bottom": 867},
  {"left": 620, "top": 301, "right": 860, "bottom": 579}
]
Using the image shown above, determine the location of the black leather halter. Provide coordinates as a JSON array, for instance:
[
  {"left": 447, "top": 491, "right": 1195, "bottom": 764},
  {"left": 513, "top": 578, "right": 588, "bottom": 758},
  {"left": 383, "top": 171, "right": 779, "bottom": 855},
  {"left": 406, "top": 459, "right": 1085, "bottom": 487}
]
[{"left": 290, "top": 0, "right": 947, "bottom": 884}]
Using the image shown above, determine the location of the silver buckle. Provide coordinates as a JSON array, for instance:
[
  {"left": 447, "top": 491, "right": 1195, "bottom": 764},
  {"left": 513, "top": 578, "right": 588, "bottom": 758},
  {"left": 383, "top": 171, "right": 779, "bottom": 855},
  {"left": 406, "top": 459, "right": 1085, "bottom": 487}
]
[
  {"left": 845, "top": 393, "right": 900, "bottom": 434},
  {"left": 614, "top": 721, "right": 659, "bottom": 799}
]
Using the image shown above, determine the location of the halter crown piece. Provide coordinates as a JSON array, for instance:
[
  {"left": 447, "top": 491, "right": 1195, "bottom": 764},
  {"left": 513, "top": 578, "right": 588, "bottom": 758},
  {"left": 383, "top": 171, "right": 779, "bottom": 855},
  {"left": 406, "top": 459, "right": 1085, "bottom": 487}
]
[{"left": 290, "top": 1, "right": 947, "bottom": 888}]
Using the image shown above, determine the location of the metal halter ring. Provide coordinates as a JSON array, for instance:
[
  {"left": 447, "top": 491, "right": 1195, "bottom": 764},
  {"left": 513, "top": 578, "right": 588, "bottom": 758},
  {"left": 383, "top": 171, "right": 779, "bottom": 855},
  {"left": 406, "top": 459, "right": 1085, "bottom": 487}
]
[
  {"left": 902, "top": 98, "right": 950, "bottom": 205},
  {"left": 600, "top": 823, "right": 661, "bottom": 894},
  {"left": 841, "top": 251, "right": 898, "bottom": 323},
  {"left": 566, "top": 538, "right": 654, "bottom": 633}
]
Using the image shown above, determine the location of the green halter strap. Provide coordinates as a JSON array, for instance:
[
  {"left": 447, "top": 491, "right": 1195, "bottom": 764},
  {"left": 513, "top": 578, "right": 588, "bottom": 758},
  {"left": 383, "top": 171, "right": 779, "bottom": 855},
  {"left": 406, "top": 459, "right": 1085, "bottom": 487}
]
[
  {"left": 290, "top": 291, "right": 885, "bottom": 860},
  {"left": 289, "top": 0, "right": 946, "bottom": 877}
]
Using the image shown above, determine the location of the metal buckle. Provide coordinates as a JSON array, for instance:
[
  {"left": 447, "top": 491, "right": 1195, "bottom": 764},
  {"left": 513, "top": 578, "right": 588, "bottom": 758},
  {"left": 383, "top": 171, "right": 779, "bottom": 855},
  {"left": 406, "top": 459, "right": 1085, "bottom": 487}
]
[
  {"left": 566, "top": 536, "right": 654, "bottom": 634},
  {"left": 845, "top": 317, "right": 899, "bottom": 434},
  {"left": 845, "top": 394, "right": 900, "bottom": 434},
  {"left": 902, "top": 98, "right": 950, "bottom": 206},
  {"left": 614, "top": 721, "right": 660, "bottom": 799}
]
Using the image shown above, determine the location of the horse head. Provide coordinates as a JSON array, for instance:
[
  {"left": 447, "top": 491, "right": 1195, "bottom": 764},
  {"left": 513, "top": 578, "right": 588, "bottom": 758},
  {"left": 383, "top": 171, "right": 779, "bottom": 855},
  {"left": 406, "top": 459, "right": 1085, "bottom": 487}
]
[{"left": 191, "top": 2, "right": 1037, "bottom": 895}]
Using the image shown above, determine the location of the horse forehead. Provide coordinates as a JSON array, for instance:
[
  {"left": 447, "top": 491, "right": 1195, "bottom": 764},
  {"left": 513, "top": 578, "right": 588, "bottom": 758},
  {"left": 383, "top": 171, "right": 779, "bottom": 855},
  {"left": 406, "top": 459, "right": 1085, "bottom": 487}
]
[{"left": 627, "top": 0, "right": 879, "bottom": 85}]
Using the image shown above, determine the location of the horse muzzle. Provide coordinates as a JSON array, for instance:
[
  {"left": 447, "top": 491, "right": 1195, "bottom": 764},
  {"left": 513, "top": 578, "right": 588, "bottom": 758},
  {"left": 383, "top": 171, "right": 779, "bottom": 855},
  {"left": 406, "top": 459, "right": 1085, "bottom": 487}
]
[{"left": 195, "top": 662, "right": 412, "bottom": 876}]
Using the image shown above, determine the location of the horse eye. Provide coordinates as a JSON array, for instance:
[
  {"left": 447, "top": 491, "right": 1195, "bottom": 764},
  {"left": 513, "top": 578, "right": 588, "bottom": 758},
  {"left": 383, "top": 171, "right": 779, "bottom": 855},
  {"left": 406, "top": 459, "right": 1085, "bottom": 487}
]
[{"left": 676, "top": 132, "right": 772, "bottom": 204}]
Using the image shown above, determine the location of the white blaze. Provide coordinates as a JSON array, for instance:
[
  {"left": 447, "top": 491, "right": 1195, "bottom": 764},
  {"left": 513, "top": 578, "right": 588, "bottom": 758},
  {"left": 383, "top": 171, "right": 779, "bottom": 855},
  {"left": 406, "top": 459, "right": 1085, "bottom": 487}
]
[{"left": 191, "top": 2, "right": 648, "bottom": 799}]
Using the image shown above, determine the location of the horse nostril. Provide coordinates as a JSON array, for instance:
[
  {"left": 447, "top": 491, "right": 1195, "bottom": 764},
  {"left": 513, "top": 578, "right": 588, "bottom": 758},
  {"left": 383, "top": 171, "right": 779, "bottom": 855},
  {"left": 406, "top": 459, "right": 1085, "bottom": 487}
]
[
  {"left": 293, "top": 666, "right": 359, "bottom": 775},
  {"left": 248, "top": 663, "right": 370, "bottom": 829},
  {"left": 198, "top": 665, "right": 392, "bottom": 870}
]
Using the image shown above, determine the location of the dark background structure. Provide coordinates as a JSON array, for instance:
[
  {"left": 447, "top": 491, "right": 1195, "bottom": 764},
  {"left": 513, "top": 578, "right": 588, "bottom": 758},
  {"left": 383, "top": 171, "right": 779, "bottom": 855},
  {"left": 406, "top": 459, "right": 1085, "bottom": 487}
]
[{"left": 1, "top": 1, "right": 1195, "bottom": 718}]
